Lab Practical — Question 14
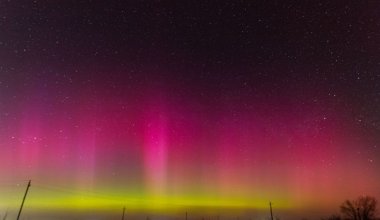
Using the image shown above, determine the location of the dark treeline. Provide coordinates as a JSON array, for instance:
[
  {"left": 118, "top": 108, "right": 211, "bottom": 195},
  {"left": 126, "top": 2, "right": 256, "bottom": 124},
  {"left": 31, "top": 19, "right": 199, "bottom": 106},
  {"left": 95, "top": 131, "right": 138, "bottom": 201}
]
[{"left": 323, "top": 196, "right": 378, "bottom": 220}]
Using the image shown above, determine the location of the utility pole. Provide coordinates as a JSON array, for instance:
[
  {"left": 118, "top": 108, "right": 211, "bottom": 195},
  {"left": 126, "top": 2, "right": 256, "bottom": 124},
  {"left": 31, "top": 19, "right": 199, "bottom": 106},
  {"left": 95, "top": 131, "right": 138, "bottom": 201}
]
[
  {"left": 185, "top": 211, "right": 188, "bottom": 220},
  {"left": 2, "top": 208, "right": 8, "bottom": 220},
  {"left": 122, "top": 206, "right": 126, "bottom": 220},
  {"left": 17, "top": 180, "right": 31, "bottom": 220},
  {"left": 269, "top": 202, "right": 274, "bottom": 220}
]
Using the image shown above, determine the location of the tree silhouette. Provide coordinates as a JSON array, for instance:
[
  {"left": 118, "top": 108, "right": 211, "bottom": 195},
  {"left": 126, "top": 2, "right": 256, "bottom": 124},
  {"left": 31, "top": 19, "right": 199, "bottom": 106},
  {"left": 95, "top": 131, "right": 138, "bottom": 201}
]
[{"left": 340, "top": 196, "right": 377, "bottom": 220}]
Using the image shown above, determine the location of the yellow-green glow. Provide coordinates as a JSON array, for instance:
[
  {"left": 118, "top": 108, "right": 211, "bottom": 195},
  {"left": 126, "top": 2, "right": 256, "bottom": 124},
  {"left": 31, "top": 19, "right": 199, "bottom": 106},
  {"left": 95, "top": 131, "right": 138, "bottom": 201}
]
[{"left": 1, "top": 186, "right": 295, "bottom": 214}]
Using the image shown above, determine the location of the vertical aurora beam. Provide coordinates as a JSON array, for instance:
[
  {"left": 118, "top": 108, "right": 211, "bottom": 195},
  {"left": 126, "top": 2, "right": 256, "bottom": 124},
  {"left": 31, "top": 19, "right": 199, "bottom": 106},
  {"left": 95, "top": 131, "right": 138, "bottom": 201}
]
[
  {"left": 73, "top": 88, "right": 98, "bottom": 190},
  {"left": 75, "top": 118, "right": 96, "bottom": 190},
  {"left": 17, "top": 93, "right": 45, "bottom": 178},
  {"left": 142, "top": 96, "right": 168, "bottom": 196},
  {"left": 18, "top": 115, "right": 42, "bottom": 174}
]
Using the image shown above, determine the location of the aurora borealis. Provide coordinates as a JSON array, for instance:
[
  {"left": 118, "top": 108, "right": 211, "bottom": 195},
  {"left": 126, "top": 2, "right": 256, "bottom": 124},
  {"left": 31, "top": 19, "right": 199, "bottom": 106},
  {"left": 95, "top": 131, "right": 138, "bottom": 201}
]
[{"left": 1, "top": 1, "right": 380, "bottom": 219}]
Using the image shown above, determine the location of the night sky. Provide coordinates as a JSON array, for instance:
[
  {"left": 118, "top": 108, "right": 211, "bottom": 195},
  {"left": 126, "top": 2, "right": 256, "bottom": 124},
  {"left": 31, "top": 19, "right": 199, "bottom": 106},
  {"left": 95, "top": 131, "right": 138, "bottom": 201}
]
[{"left": 1, "top": 1, "right": 380, "bottom": 219}]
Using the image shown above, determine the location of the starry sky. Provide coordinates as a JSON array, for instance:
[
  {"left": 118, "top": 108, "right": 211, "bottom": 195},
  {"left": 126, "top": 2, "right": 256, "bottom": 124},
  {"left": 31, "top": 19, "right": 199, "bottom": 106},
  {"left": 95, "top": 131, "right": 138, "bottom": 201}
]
[{"left": 1, "top": 1, "right": 380, "bottom": 219}]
